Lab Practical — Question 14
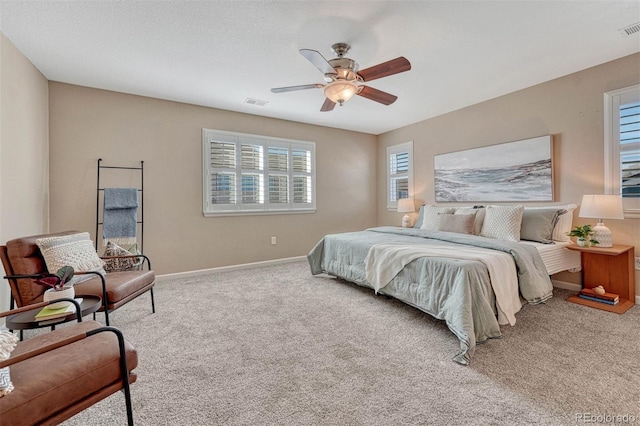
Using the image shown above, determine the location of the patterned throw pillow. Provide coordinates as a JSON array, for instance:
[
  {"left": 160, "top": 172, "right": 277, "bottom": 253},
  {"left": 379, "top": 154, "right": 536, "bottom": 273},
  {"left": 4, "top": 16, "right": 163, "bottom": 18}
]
[
  {"left": 36, "top": 232, "right": 105, "bottom": 285},
  {"left": 480, "top": 205, "right": 525, "bottom": 242},
  {"left": 102, "top": 242, "right": 142, "bottom": 272},
  {"left": 420, "top": 206, "right": 455, "bottom": 231},
  {"left": 0, "top": 330, "right": 18, "bottom": 397}
]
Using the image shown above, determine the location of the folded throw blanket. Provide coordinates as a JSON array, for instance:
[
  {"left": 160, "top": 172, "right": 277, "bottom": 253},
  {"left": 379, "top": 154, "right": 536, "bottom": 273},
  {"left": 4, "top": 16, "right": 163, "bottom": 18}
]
[{"left": 103, "top": 188, "right": 138, "bottom": 246}]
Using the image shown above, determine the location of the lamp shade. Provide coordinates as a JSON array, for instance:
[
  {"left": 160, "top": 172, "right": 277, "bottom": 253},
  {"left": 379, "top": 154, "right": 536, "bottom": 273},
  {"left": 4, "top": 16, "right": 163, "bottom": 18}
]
[
  {"left": 323, "top": 81, "right": 358, "bottom": 105},
  {"left": 397, "top": 198, "right": 415, "bottom": 213},
  {"left": 579, "top": 195, "right": 624, "bottom": 219}
]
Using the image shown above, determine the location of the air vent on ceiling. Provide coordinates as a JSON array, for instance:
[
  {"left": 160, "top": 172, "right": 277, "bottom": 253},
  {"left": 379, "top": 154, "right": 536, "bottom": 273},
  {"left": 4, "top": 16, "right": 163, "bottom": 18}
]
[
  {"left": 245, "top": 98, "right": 268, "bottom": 107},
  {"left": 618, "top": 22, "right": 640, "bottom": 36}
]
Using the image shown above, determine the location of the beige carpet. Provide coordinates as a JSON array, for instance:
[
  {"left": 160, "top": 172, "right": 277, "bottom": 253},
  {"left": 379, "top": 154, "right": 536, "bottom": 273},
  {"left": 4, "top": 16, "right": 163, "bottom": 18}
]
[{"left": 52, "top": 260, "right": 639, "bottom": 425}]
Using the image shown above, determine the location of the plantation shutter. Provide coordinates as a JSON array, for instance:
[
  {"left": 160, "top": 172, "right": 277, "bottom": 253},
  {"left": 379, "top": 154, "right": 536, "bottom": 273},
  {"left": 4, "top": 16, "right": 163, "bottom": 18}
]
[
  {"left": 386, "top": 141, "right": 413, "bottom": 210},
  {"left": 209, "top": 140, "right": 237, "bottom": 205},
  {"left": 389, "top": 151, "right": 409, "bottom": 202},
  {"left": 619, "top": 100, "right": 640, "bottom": 198},
  {"left": 292, "top": 147, "right": 312, "bottom": 204},
  {"left": 240, "top": 142, "right": 264, "bottom": 205},
  {"left": 203, "top": 128, "right": 315, "bottom": 215},
  {"left": 268, "top": 146, "right": 289, "bottom": 204}
]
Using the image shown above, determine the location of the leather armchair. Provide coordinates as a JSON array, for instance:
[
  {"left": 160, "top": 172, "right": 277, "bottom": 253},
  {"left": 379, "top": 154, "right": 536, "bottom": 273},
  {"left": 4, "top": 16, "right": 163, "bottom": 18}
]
[
  {"left": 0, "top": 302, "right": 137, "bottom": 425},
  {"left": 1, "top": 231, "right": 156, "bottom": 326}
]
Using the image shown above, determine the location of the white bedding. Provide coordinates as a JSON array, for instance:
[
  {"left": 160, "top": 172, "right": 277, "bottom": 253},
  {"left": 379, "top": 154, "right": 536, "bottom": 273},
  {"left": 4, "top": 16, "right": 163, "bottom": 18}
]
[
  {"left": 520, "top": 241, "right": 582, "bottom": 275},
  {"left": 365, "top": 243, "right": 521, "bottom": 326}
]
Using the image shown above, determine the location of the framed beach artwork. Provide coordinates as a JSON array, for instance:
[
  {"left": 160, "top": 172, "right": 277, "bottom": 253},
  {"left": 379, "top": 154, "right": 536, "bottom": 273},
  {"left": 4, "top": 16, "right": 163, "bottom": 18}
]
[{"left": 434, "top": 135, "right": 553, "bottom": 202}]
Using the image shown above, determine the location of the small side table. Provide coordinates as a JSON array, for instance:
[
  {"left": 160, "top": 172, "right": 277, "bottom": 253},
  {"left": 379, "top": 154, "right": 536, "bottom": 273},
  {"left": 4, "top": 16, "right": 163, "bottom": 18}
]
[
  {"left": 566, "top": 244, "right": 636, "bottom": 314},
  {"left": 6, "top": 296, "right": 102, "bottom": 340}
]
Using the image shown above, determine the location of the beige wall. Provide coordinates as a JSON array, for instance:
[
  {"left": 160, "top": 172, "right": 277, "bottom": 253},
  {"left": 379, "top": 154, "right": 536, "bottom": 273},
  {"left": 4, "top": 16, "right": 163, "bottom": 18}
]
[
  {"left": 0, "top": 33, "right": 50, "bottom": 311},
  {"left": 48, "top": 83, "right": 377, "bottom": 274},
  {"left": 378, "top": 53, "right": 640, "bottom": 290}
]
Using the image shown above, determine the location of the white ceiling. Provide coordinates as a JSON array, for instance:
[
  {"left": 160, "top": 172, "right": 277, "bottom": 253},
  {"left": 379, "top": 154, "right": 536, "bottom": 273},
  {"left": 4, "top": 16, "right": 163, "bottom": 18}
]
[{"left": 1, "top": 1, "right": 639, "bottom": 135}]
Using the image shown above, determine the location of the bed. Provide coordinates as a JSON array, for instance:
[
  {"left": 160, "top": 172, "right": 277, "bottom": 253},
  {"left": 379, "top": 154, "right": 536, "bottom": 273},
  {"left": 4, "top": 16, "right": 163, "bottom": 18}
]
[{"left": 307, "top": 204, "right": 581, "bottom": 364}]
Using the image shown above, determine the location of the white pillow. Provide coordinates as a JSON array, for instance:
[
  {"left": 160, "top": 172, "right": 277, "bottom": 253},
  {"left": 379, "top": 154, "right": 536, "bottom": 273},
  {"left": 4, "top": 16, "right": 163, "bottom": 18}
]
[
  {"left": 36, "top": 232, "right": 105, "bottom": 285},
  {"left": 420, "top": 206, "right": 455, "bottom": 231},
  {"left": 454, "top": 207, "right": 485, "bottom": 235},
  {"left": 524, "top": 204, "right": 576, "bottom": 242},
  {"left": 480, "top": 205, "right": 524, "bottom": 242}
]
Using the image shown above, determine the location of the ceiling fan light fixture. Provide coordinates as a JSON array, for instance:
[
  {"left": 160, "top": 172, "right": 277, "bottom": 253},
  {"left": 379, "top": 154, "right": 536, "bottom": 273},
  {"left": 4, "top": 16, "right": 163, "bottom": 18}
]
[{"left": 324, "top": 80, "right": 358, "bottom": 105}]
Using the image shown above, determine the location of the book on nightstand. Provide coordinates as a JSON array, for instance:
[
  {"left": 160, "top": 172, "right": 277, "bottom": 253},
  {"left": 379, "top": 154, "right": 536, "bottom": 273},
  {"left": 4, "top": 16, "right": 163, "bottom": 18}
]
[
  {"left": 579, "top": 288, "right": 619, "bottom": 303},
  {"left": 578, "top": 293, "right": 619, "bottom": 306}
]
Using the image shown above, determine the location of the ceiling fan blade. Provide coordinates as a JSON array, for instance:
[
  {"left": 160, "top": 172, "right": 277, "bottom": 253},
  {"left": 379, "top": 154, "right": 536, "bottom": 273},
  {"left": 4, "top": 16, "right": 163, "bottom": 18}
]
[
  {"left": 357, "top": 85, "right": 398, "bottom": 105},
  {"left": 271, "top": 84, "right": 323, "bottom": 93},
  {"left": 357, "top": 57, "right": 411, "bottom": 82},
  {"left": 300, "top": 49, "right": 337, "bottom": 76},
  {"left": 320, "top": 98, "right": 336, "bottom": 112}
]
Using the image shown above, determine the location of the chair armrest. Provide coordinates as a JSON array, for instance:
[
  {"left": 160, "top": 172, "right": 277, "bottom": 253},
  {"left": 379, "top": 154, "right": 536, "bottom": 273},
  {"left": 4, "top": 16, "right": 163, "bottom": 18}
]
[
  {"left": 74, "top": 270, "right": 112, "bottom": 324},
  {"left": 0, "top": 332, "right": 85, "bottom": 368},
  {"left": 0, "top": 326, "right": 126, "bottom": 369},
  {"left": 3, "top": 273, "right": 51, "bottom": 280}
]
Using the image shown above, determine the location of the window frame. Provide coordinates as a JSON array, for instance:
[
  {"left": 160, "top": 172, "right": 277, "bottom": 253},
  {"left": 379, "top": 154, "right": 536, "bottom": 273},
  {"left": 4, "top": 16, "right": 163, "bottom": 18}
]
[
  {"left": 604, "top": 84, "right": 640, "bottom": 218},
  {"left": 203, "top": 129, "right": 316, "bottom": 217},
  {"left": 386, "top": 141, "right": 414, "bottom": 211}
]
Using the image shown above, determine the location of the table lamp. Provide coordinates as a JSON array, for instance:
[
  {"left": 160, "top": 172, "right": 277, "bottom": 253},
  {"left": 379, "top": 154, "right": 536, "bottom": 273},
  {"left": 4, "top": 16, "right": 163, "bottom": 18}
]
[
  {"left": 397, "top": 198, "right": 416, "bottom": 228},
  {"left": 578, "top": 194, "right": 624, "bottom": 247}
]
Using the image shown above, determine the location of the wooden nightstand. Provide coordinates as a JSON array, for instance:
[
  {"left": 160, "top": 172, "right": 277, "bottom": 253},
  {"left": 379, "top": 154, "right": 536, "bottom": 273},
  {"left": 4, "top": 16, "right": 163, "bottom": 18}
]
[{"left": 566, "top": 244, "right": 636, "bottom": 313}]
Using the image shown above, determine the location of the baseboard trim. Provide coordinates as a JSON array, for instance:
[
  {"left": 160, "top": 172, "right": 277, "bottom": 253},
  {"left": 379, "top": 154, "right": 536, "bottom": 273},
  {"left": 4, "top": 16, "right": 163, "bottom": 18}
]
[
  {"left": 552, "top": 279, "right": 640, "bottom": 306},
  {"left": 551, "top": 279, "right": 581, "bottom": 292},
  {"left": 157, "top": 256, "right": 307, "bottom": 282}
]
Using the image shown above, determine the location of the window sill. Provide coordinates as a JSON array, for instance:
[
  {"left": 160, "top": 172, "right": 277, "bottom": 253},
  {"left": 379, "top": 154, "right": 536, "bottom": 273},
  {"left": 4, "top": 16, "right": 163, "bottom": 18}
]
[{"left": 203, "top": 209, "right": 316, "bottom": 218}]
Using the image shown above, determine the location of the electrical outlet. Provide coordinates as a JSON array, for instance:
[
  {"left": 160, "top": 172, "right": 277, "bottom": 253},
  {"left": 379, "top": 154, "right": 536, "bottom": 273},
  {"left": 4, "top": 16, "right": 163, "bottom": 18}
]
[
  {"left": 635, "top": 257, "right": 640, "bottom": 271},
  {"left": 271, "top": 236, "right": 277, "bottom": 245}
]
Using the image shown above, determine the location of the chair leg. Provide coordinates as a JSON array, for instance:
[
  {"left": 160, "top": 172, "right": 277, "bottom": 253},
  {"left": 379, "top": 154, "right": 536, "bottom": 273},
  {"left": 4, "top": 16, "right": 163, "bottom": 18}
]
[{"left": 150, "top": 288, "right": 155, "bottom": 313}]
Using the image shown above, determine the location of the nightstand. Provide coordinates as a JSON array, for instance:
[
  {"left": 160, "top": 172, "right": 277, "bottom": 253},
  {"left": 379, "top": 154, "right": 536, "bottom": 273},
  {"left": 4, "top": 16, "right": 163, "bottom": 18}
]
[{"left": 566, "top": 244, "right": 636, "bottom": 313}]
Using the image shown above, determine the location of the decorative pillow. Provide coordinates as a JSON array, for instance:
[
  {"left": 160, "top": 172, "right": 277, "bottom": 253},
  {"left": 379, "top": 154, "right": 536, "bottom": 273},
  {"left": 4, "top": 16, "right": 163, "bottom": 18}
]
[
  {"left": 524, "top": 204, "right": 576, "bottom": 242},
  {"left": 102, "top": 241, "right": 143, "bottom": 272},
  {"left": 36, "top": 232, "right": 105, "bottom": 285},
  {"left": 0, "top": 330, "right": 18, "bottom": 397},
  {"left": 480, "top": 205, "right": 525, "bottom": 242},
  {"left": 454, "top": 207, "right": 485, "bottom": 235},
  {"left": 438, "top": 213, "right": 475, "bottom": 234},
  {"left": 420, "top": 206, "right": 455, "bottom": 231},
  {"left": 520, "top": 208, "right": 566, "bottom": 244}
]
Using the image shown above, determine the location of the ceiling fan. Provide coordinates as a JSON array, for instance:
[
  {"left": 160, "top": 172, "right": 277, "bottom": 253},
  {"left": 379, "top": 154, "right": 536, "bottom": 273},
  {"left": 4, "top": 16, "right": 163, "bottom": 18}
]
[{"left": 271, "top": 43, "right": 411, "bottom": 112}]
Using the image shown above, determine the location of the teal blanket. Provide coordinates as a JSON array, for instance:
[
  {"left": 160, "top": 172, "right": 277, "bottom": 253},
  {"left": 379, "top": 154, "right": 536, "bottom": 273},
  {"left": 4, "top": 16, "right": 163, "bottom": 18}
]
[{"left": 307, "top": 226, "right": 552, "bottom": 365}]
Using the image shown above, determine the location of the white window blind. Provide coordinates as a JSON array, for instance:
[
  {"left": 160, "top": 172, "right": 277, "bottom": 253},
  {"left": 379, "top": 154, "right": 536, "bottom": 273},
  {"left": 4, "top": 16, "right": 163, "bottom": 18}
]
[
  {"left": 203, "top": 129, "right": 316, "bottom": 216},
  {"left": 387, "top": 141, "right": 413, "bottom": 210},
  {"left": 619, "top": 101, "right": 640, "bottom": 198},
  {"left": 605, "top": 85, "right": 640, "bottom": 217}
]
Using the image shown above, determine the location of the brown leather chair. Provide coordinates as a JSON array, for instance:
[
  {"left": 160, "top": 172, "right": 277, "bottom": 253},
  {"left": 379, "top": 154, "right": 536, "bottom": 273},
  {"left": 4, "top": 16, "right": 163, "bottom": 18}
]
[
  {"left": 1, "top": 231, "right": 156, "bottom": 326},
  {"left": 0, "top": 302, "right": 137, "bottom": 425}
]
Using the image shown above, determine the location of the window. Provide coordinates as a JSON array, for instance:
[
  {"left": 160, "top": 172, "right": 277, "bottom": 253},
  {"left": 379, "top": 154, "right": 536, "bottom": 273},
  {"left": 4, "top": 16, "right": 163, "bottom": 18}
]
[
  {"left": 203, "top": 129, "right": 315, "bottom": 216},
  {"left": 387, "top": 141, "right": 413, "bottom": 210},
  {"left": 605, "top": 85, "right": 640, "bottom": 217}
]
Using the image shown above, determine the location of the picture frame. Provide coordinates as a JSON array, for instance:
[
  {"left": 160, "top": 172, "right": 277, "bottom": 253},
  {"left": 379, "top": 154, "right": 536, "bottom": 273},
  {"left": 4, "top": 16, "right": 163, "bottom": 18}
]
[{"left": 434, "top": 135, "right": 553, "bottom": 202}]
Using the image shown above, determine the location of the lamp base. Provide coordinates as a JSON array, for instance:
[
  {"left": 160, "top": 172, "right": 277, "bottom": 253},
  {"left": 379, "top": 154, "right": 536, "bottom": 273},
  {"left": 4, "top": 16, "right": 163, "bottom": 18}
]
[
  {"left": 592, "top": 222, "right": 612, "bottom": 248},
  {"left": 402, "top": 214, "right": 412, "bottom": 228}
]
